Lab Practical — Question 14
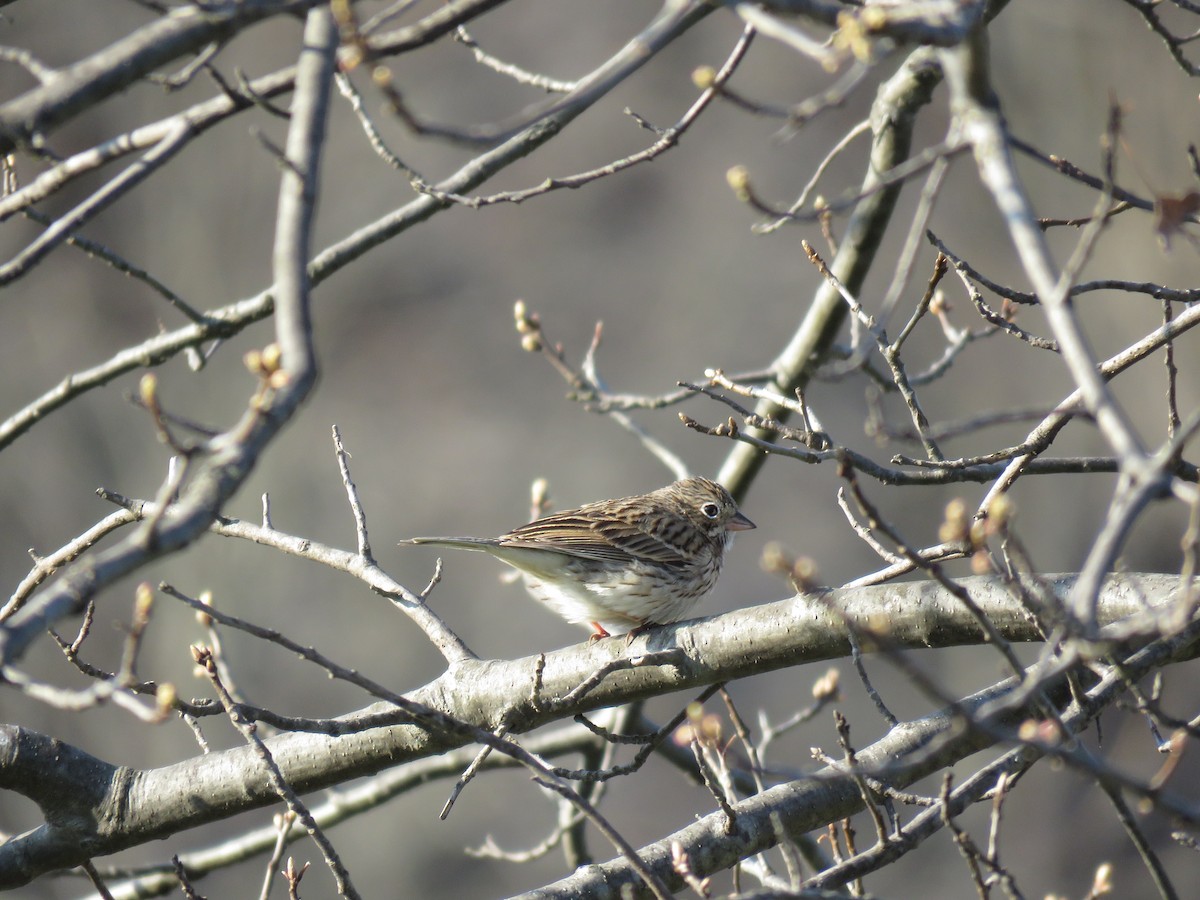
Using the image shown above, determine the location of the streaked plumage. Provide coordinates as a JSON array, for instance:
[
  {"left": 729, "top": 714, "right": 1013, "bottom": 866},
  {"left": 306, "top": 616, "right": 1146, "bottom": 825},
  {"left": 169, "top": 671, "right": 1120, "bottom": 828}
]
[{"left": 400, "top": 477, "right": 755, "bottom": 637}]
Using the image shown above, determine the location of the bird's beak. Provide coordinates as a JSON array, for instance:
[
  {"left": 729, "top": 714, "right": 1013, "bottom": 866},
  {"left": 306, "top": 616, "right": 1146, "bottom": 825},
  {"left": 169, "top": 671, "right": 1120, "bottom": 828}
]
[{"left": 727, "top": 511, "right": 756, "bottom": 531}]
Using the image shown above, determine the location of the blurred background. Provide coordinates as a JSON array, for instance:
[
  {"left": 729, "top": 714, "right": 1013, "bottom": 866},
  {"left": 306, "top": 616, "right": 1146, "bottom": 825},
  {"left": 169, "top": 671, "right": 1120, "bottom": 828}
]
[{"left": 1, "top": 1, "right": 1198, "bottom": 897}]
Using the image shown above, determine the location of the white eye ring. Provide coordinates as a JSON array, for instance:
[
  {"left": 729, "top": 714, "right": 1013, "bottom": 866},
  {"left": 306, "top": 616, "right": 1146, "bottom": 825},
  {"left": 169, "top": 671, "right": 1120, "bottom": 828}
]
[{"left": 701, "top": 502, "right": 720, "bottom": 519}]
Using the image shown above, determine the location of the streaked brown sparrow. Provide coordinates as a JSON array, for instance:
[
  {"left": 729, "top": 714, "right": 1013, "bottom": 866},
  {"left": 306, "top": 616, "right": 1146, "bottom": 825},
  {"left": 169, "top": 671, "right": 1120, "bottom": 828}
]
[{"left": 400, "top": 476, "right": 755, "bottom": 638}]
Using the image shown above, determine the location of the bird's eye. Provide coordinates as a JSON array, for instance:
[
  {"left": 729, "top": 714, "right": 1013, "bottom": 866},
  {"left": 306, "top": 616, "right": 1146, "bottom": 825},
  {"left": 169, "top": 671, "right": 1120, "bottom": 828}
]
[{"left": 701, "top": 502, "right": 720, "bottom": 519}]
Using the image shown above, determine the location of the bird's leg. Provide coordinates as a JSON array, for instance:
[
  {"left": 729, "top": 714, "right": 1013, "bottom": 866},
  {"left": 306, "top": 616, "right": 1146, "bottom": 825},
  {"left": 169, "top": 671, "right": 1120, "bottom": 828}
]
[
  {"left": 588, "top": 622, "right": 611, "bottom": 642},
  {"left": 624, "top": 622, "right": 654, "bottom": 645}
]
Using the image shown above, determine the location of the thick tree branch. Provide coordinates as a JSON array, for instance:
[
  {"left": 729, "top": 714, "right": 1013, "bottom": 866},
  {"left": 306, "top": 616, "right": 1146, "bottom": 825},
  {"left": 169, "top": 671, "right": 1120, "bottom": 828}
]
[{"left": 0, "top": 573, "right": 1189, "bottom": 888}]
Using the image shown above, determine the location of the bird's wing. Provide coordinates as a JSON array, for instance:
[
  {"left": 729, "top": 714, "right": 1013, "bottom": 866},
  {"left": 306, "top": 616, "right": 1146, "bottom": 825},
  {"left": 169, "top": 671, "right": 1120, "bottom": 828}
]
[{"left": 499, "top": 513, "right": 689, "bottom": 566}]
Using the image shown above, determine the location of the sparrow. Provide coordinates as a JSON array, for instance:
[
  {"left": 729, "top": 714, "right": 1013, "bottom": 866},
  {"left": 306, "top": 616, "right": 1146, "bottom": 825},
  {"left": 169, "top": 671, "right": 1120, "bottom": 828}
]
[{"left": 400, "top": 476, "right": 754, "bottom": 638}]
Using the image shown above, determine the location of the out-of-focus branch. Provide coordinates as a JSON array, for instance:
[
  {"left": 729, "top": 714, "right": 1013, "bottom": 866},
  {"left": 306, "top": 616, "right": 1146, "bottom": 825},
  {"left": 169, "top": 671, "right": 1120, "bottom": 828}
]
[
  {"left": 2, "top": 510, "right": 135, "bottom": 620},
  {"left": 0, "top": 7, "right": 338, "bottom": 667},
  {"left": 0, "top": 121, "right": 194, "bottom": 286},
  {"left": 731, "top": 0, "right": 991, "bottom": 46},
  {"left": 358, "top": 0, "right": 712, "bottom": 146},
  {"left": 0, "top": 0, "right": 512, "bottom": 156},
  {"left": 941, "top": 34, "right": 1145, "bottom": 468},
  {"left": 0, "top": 0, "right": 318, "bottom": 154},
  {"left": 717, "top": 47, "right": 943, "bottom": 502},
  {"left": 0, "top": 0, "right": 713, "bottom": 456},
  {"left": 686, "top": 302, "right": 1200, "bottom": 484},
  {"left": 939, "top": 28, "right": 1191, "bottom": 628}
]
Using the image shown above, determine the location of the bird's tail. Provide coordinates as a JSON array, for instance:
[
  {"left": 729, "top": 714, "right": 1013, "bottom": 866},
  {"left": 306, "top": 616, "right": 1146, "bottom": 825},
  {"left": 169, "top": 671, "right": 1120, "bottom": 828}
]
[{"left": 398, "top": 536, "right": 495, "bottom": 551}]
